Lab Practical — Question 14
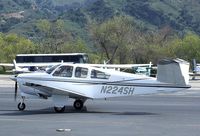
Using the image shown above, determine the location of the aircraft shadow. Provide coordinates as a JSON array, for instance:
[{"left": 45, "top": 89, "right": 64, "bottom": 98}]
[{"left": 0, "top": 106, "right": 158, "bottom": 116}]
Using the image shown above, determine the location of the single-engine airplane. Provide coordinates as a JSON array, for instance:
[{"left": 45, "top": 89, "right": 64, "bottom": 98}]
[{"left": 11, "top": 58, "right": 191, "bottom": 113}]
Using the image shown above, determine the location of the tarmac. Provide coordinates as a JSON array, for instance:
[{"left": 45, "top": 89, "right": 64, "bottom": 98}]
[{"left": 0, "top": 75, "right": 200, "bottom": 136}]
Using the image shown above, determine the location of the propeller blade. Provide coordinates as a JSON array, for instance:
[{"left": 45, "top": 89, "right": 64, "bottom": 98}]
[{"left": 14, "top": 81, "right": 17, "bottom": 101}]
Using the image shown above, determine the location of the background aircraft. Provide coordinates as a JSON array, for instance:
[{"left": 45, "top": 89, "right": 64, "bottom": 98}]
[
  {"left": 0, "top": 53, "right": 88, "bottom": 73},
  {"left": 0, "top": 53, "right": 152, "bottom": 75},
  {"left": 190, "top": 59, "right": 200, "bottom": 79}
]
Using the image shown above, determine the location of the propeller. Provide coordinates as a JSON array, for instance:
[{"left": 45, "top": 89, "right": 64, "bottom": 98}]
[
  {"left": 14, "top": 81, "right": 18, "bottom": 101},
  {"left": 13, "top": 75, "right": 18, "bottom": 101}
]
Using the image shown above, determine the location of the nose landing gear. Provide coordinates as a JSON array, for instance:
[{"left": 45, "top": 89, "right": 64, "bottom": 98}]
[
  {"left": 18, "top": 102, "right": 26, "bottom": 111},
  {"left": 17, "top": 96, "right": 26, "bottom": 111}
]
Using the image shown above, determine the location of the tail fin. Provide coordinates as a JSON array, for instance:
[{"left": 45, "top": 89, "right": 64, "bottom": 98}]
[
  {"left": 13, "top": 59, "right": 17, "bottom": 69},
  {"left": 13, "top": 59, "right": 23, "bottom": 74},
  {"left": 157, "top": 58, "right": 190, "bottom": 86}
]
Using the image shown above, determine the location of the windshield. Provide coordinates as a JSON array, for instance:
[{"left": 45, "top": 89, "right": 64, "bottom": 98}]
[{"left": 46, "top": 64, "right": 61, "bottom": 74}]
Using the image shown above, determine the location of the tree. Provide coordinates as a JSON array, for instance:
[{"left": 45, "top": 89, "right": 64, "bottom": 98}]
[
  {"left": 0, "top": 33, "right": 35, "bottom": 63},
  {"left": 36, "top": 19, "right": 71, "bottom": 53},
  {"left": 91, "top": 16, "right": 136, "bottom": 64},
  {"left": 62, "top": 38, "right": 91, "bottom": 53},
  {"left": 168, "top": 33, "right": 200, "bottom": 62},
  {"left": 129, "top": 25, "right": 176, "bottom": 64}
]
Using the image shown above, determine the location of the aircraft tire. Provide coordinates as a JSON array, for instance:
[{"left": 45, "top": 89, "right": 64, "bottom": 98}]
[
  {"left": 73, "top": 100, "right": 83, "bottom": 110},
  {"left": 54, "top": 106, "right": 65, "bottom": 113},
  {"left": 18, "top": 102, "right": 26, "bottom": 111}
]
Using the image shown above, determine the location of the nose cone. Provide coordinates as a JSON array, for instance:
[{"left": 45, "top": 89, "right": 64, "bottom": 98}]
[
  {"left": 10, "top": 73, "right": 31, "bottom": 83},
  {"left": 10, "top": 75, "right": 17, "bottom": 81}
]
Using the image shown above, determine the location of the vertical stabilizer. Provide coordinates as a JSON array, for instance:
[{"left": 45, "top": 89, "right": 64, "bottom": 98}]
[
  {"left": 157, "top": 58, "right": 190, "bottom": 86},
  {"left": 13, "top": 59, "right": 23, "bottom": 74},
  {"left": 13, "top": 59, "right": 17, "bottom": 69}
]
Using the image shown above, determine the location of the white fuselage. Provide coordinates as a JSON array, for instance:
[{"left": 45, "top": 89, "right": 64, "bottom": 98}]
[{"left": 16, "top": 63, "right": 190, "bottom": 100}]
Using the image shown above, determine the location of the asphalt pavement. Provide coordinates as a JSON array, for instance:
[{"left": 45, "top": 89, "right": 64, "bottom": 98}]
[{"left": 0, "top": 75, "right": 200, "bottom": 136}]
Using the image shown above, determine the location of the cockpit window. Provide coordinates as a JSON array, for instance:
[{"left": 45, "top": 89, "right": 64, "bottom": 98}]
[
  {"left": 75, "top": 67, "right": 88, "bottom": 78},
  {"left": 91, "top": 69, "right": 110, "bottom": 79},
  {"left": 53, "top": 66, "right": 73, "bottom": 77},
  {"left": 46, "top": 64, "right": 61, "bottom": 74}
]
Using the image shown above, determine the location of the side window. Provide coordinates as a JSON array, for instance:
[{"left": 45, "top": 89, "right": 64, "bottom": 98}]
[
  {"left": 91, "top": 69, "right": 110, "bottom": 79},
  {"left": 75, "top": 67, "right": 88, "bottom": 78},
  {"left": 53, "top": 66, "right": 73, "bottom": 77}
]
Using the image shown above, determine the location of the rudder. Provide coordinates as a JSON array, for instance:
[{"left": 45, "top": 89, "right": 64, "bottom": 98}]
[{"left": 157, "top": 58, "right": 190, "bottom": 86}]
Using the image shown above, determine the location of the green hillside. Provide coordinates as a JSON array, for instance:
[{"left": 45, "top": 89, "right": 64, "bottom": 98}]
[
  {"left": 1, "top": 0, "right": 200, "bottom": 63},
  {"left": 1, "top": 0, "right": 200, "bottom": 36}
]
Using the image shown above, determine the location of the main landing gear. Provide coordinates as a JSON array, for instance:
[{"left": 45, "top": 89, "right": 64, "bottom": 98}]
[
  {"left": 53, "top": 99, "right": 84, "bottom": 113},
  {"left": 73, "top": 99, "right": 84, "bottom": 110}
]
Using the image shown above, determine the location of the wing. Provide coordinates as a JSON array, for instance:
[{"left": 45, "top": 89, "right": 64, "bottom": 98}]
[
  {"left": 86, "top": 63, "right": 152, "bottom": 69},
  {"left": 24, "top": 82, "right": 91, "bottom": 99},
  {"left": 16, "top": 62, "right": 62, "bottom": 67},
  {"left": 0, "top": 63, "right": 14, "bottom": 67}
]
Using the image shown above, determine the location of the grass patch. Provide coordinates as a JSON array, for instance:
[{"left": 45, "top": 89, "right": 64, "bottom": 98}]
[{"left": 0, "top": 67, "right": 13, "bottom": 75}]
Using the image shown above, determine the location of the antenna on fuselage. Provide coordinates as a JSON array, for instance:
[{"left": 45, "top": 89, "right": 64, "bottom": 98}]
[{"left": 147, "top": 61, "right": 152, "bottom": 76}]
